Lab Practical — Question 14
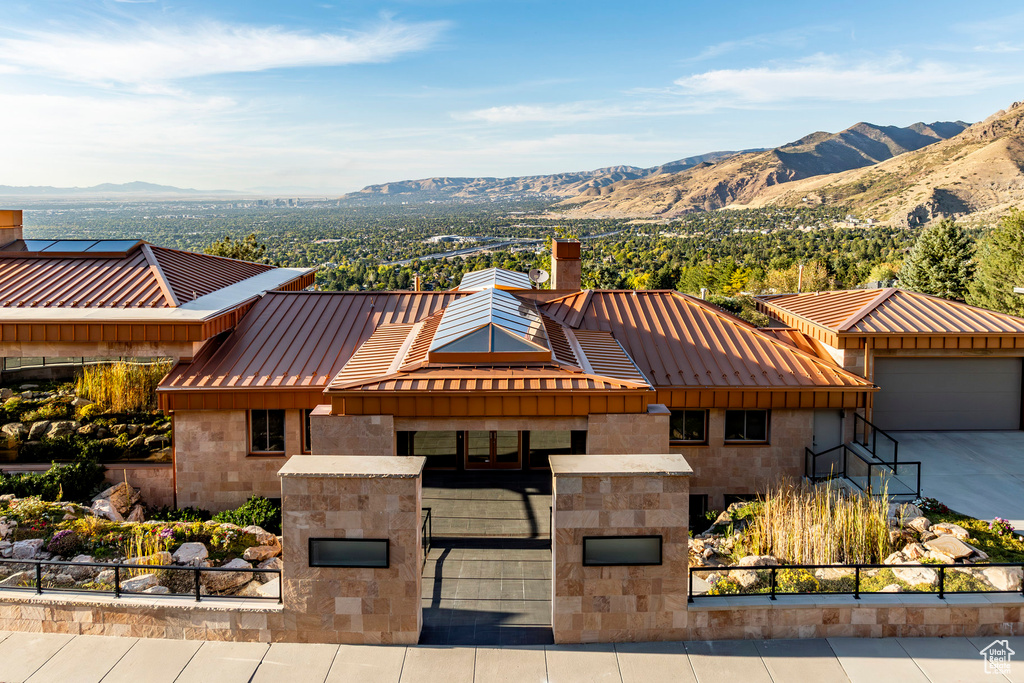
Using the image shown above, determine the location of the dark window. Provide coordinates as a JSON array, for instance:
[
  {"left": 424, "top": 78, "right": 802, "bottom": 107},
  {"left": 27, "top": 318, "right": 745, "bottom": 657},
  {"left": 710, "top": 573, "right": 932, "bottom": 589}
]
[
  {"left": 250, "top": 409, "right": 285, "bottom": 454},
  {"left": 309, "top": 538, "right": 389, "bottom": 568},
  {"left": 396, "top": 430, "right": 460, "bottom": 469},
  {"left": 302, "top": 409, "right": 312, "bottom": 453},
  {"left": 689, "top": 495, "right": 712, "bottom": 535},
  {"left": 723, "top": 493, "right": 756, "bottom": 508},
  {"left": 670, "top": 410, "right": 707, "bottom": 443},
  {"left": 582, "top": 536, "right": 663, "bottom": 566},
  {"left": 724, "top": 409, "right": 769, "bottom": 442},
  {"left": 524, "top": 430, "right": 587, "bottom": 469}
]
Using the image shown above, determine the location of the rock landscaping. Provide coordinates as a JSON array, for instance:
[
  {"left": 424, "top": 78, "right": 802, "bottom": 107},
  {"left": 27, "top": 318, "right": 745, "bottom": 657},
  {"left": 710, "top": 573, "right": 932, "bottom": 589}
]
[
  {"left": 0, "top": 482, "right": 282, "bottom": 598},
  {"left": 691, "top": 489, "right": 1024, "bottom": 596},
  {"left": 0, "top": 376, "right": 172, "bottom": 464}
]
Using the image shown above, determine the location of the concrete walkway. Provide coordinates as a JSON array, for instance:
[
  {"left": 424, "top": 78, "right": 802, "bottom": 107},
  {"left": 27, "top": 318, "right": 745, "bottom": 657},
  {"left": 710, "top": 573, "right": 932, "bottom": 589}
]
[
  {"left": 0, "top": 632, "right": 1020, "bottom": 682},
  {"left": 896, "top": 431, "right": 1024, "bottom": 530}
]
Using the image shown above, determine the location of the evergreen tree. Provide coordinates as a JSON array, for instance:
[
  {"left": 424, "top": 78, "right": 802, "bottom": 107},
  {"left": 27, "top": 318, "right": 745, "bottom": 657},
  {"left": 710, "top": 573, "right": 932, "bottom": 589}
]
[
  {"left": 897, "top": 218, "right": 974, "bottom": 300},
  {"left": 204, "top": 233, "right": 268, "bottom": 263},
  {"left": 968, "top": 209, "right": 1024, "bottom": 316}
]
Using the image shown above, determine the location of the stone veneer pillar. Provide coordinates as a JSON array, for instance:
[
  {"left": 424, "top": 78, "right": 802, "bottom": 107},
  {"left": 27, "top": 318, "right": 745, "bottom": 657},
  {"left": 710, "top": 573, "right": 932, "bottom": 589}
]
[
  {"left": 550, "top": 453, "right": 692, "bottom": 643},
  {"left": 278, "top": 455, "right": 424, "bottom": 644}
]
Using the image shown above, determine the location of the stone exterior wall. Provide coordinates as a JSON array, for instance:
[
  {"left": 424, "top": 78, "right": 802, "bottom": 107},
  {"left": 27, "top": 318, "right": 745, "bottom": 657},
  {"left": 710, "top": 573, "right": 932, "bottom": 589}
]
[
  {"left": 551, "top": 455, "right": 691, "bottom": 644},
  {"left": 0, "top": 590, "right": 1019, "bottom": 643},
  {"left": 673, "top": 408, "right": 812, "bottom": 511},
  {"left": 586, "top": 408, "right": 670, "bottom": 455},
  {"left": 310, "top": 407, "right": 394, "bottom": 456},
  {"left": 104, "top": 464, "right": 174, "bottom": 509},
  {"left": 173, "top": 409, "right": 303, "bottom": 511},
  {"left": 280, "top": 456, "right": 423, "bottom": 644}
]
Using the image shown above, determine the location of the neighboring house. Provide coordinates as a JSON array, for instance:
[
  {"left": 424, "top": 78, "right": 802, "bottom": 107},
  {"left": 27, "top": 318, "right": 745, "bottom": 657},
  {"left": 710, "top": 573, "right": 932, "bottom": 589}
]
[
  {"left": 756, "top": 289, "right": 1024, "bottom": 431},
  {"left": 0, "top": 210, "right": 314, "bottom": 375}
]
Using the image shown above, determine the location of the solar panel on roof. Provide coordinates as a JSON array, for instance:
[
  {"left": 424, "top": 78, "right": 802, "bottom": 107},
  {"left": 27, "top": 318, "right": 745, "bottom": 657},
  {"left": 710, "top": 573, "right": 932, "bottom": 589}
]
[
  {"left": 42, "top": 240, "right": 98, "bottom": 252},
  {"left": 85, "top": 240, "right": 139, "bottom": 252},
  {"left": 21, "top": 240, "right": 55, "bottom": 251}
]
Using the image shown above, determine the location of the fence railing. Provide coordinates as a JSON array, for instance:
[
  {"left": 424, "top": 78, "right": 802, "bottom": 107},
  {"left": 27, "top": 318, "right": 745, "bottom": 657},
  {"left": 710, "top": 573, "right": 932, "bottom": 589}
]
[
  {"left": 854, "top": 413, "right": 899, "bottom": 466},
  {"left": 688, "top": 562, "right": 1024, "bottom": 602},
  {"left": 805, "top": 444, "right": 920, "bottom": 498},
  {"left": 0, "top": 557, "right": 281, "bottom": 603},
  {"left": 421, "top": 507, "right": 432, "bottom": 557}
]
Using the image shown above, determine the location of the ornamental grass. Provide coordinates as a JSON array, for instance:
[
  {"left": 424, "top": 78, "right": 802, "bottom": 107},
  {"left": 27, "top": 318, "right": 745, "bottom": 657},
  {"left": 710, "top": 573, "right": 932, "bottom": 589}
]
[
  {"left": 743, "top": 481, "right": 893, "bottom": 565},
  {"left": 75, "top": 361, "right": 171, "bottom": 414}
]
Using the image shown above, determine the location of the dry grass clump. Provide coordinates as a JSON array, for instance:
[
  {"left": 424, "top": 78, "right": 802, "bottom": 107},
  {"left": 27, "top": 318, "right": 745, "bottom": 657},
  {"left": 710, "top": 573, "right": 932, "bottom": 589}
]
[
  {"left": 75, "top": 361, "right": 171, "bottom": 413},
  {"left": 744, "top": 482, "right": 893, "bottom": 565}
]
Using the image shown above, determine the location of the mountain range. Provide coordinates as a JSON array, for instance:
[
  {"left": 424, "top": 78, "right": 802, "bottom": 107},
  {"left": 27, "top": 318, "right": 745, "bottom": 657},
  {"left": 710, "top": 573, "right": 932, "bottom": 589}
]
[{"left": 0, "top": 181, "right": 219, "bottom": 196}]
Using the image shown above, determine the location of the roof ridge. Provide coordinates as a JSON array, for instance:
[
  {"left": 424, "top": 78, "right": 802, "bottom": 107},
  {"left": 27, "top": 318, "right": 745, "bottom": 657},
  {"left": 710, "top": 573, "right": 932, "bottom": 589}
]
[
  {"left": 139, "top": 243, "right": 179, "bottom": 308},
  {"left": 837, "top": 288, "right": 896, "bottom": 332},
  {"left": 149, "top": 244, "right": 275, "bottom": 271},
  {"left": 898, "top": 288, "right": 1024, "bottom": 324}
]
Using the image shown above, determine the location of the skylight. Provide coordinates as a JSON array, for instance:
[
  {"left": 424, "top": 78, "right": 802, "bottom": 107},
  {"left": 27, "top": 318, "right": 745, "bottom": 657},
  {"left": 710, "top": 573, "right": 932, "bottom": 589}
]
[
  {"left": 429, "top": 287, "right": 550, "bottom": 360},
  {"left": 458, "top": 267, "right": 533, "bottom": 292}
]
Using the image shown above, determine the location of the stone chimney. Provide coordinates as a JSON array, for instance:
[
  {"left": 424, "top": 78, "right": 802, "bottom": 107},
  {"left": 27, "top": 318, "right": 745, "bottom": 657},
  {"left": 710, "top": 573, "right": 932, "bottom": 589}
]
[
  {"left": 0, "top": 210, "right": 22, "bottom": 247},
  {"left": 551, "top": 238, "right": 581, "bottom": 291}
]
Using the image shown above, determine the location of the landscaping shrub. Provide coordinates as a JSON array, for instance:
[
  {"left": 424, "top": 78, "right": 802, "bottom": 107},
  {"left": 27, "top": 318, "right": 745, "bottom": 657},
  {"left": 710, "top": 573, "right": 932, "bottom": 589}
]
[
  {"left": 20, "top": 401, "right": 72, "bottom": 423},
  {"left": 925, "top": 510, "right": 1024, "bottom": 563},
  {"left": 147, "top": 505, "right": 212, "bottom": 523},
  {"left": 742, "top": 482, "right": 893, "bottom": 565},
  {"left": 989, "top": 517, "right": 1015, "bottom": 538},
  {"left": 46, "top": 529, "right": 84, "bottom": 556},
  {"left": 75, "top": 403, "right": 105, "bottom": 422},
  {"left": 18, "top": 435, "right": 85, "bottom": 463},
  {"left": 0, "top": 454, "right": 104, "bottom": 503},
  {"left": 212, "top": 496, "right": 281, "bottom": 535},
  {"left": 75, "top": 361, "right": 171, "bottom": 414}
]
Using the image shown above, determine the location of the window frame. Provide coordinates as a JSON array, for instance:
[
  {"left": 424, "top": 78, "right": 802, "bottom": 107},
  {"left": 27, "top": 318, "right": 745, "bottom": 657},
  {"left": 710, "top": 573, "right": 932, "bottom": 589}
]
[
  {"left": 669, "top": 409, "right": 709, "bottom": 445},
  {"left": 248, "top": 408, "right": 287, "bottom": 456},
  {"left": 723, "top": 409, "right": 771, "bottom": 444},
  {"left": 301, "top": 408, "right": 313, "bottom": 454},
  {"left": 582, "top": 535, "right": 663, "bottom": 567}
]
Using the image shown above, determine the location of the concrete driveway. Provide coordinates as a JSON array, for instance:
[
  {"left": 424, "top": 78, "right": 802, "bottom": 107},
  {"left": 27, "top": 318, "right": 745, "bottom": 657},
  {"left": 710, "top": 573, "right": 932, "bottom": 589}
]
[{"left": 894, "top": 431, "right": 1024, "bottom": 531}]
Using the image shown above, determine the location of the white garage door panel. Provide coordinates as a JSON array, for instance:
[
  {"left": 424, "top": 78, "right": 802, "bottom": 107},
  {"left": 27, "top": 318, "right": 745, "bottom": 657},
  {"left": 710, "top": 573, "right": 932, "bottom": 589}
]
[{"left": 873, "top": 357, "right": 1022, "bottom": 431}]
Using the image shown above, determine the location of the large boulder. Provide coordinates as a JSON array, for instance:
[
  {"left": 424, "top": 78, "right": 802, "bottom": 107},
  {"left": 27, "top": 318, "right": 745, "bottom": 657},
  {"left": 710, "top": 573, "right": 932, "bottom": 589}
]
[
  {"left": 12, "top": 538, "right": 45, "bottom": 559},
  {"left": 891, "top": 566, "right": 939, "bottom": 587},
  {"left": 0, "top": 540, "right": 11, "bottom": 558},
  {"left": 0, "top": 518, "right": 15, "bottom": 541},
  {"left": 202, "top": 558, "right": 253, "bottom": 593},
  {"left": 890, "top": 502, "right": 924, "bottom": 521},
  {"left": 45, "top": 421, "right": 79, "bottom": 439},
  {"left": 90, "top": 499, "right": 124, "bottom": 522},
  {"left": 902, "top": 543, "right": 927, "bottom": 561},
  {"left": 172, "top": 542, "right": 209, "bottom": 566},
  {"left": 736, "top": 555, "right": 778, "bottom": 567},
  {"left": 27, "top": 421, "right": 50, "bottom": 441},
  {"left": 256, "top": 557, "right": 283, "bottom": 583},
  {"left": 1, "top": 423, "right": 27, "bottom": 440},
  {"left": 143, "top": 435, "right": 169, "bottom": 449},
  {"left": 907, "top": 517, "right": 932, "bottom": 533},
  {"left": 932, "top": 522, "right": 970, "bottom": 541},
  {"left": 121, "top": 573, "right": 159, "bottom": 592},
  {"left": 981, "top": 566, "right": 1023, "bottom": 591},
  {"left": 0, "top": 388, "right": 12, "bottom": 400},
  {"left": 67, "top": 555, "right": 98, "bottom": 581},
  {"left": 126, "top": 505, "right": 145, "bottom": 523},
  {"left": 924, "top": 534, "right": 974, "bottom": 560},
  {"left": 242, "top": 545, "right": 280, "bottom": 562},
  {"left": 70, "top": 397, "right": 92, "bottom": 408},
  {"left": 93, "top": 482, "right": 140, "bottom": 516}
]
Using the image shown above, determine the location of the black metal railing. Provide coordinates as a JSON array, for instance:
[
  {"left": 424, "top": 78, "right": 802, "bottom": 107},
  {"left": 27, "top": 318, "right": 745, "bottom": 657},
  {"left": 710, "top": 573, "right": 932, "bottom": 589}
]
[
  {"left": 854, "top": 413, "right": 899, "bottom": 466},
  {"left": 0, "top": 557, "right": 282, "bottom": 603},
  {"left": 805, "top": 443, "right": 920, "bottom": 498},
  {"left": 421, "top": 507, "right": 432, "bottom": 556},
  {"left": 688, "top": 561, "right": 1024, "bottom": 602}
]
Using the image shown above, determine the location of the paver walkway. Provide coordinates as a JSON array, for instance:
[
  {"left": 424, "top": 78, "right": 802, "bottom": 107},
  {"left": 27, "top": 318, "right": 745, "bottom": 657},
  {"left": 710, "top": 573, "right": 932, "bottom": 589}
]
[
  {"left": 0, "top": 632, "right": 1020, "bottom": 682},
  {"left": 420, "top": 471, "right": 552, "bottom": 646}
]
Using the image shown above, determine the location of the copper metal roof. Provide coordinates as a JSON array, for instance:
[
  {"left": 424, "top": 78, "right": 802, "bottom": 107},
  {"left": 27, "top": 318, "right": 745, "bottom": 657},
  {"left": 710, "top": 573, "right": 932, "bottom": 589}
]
[
  {"left": 329, "top": 365, "right": 651, "bottom": 393},
  {"left": 571, "top": 329, "right": 650, "bottom": 385},
  {"left": 162, "top": 291, "right": 462, "bottom": 390},
  {"left": 542, "top": 291, "right": 871, "bottom": 389},
  {"left": 760, "top": 288, "right": 1024, "bottom": 335},
  {"left": 457, "top": 267, "right": 533, "bottom": 292},
  {"left": 0, "top": 242, "right": 278, "bottom": 309}
]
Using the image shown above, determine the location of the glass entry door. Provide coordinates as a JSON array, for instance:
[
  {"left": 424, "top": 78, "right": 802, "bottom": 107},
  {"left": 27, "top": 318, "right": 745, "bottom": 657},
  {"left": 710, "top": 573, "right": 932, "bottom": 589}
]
[{"left": 464, "top": 431, "right": 522, "bottom": 469}]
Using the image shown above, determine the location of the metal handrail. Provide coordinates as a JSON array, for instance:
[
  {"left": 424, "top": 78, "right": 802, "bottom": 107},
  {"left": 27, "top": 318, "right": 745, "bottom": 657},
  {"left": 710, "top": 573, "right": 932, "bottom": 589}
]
[
  {"left": 854, "top": 413, "right": 899, "bottom": 467},
  {"left": 806, "top": 443, "right": 921, "bottom": 498},
  {"left": 688, "top": 561, "right": 1024, "bottom": 602},
  {"left": 421, "top": 507, "right": 432, "bottom": 556},
  {"left": 0, "top": 557, "right": 282, "bottom": 603}
]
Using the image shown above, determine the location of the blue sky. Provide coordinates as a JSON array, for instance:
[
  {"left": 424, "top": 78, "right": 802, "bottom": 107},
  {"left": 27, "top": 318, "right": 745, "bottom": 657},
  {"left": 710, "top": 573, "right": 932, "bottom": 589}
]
[{"left": 1, "top": 0, "right": 1023, "bottom": 193}]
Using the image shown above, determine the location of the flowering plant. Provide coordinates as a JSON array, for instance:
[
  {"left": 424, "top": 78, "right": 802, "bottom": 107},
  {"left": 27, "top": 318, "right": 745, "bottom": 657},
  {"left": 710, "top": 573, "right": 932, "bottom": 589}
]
[
  {"left": 990, "top": 517, "right": 1015, "bottom": 537},
  {"left": 912, "top": 497, "right": 949, "bottom": 515}
]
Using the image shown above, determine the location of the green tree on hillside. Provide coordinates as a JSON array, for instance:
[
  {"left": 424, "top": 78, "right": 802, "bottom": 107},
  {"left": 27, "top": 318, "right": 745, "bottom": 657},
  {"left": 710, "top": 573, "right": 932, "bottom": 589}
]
[
  {"left": 204, "top": 233, "right": 268, "bottom": 263},
  {"left": 969, "top": 209, "right": 1024, "bottom": 316},
  {"left": 897, "top": 218, "right": 974, "bottom": 300}
]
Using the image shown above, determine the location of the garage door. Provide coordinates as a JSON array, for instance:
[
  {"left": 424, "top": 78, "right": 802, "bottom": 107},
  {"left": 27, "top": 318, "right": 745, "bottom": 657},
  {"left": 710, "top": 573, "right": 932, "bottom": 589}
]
[{"left": 873, "top": 357, "right": 1022, "bottom": 431}]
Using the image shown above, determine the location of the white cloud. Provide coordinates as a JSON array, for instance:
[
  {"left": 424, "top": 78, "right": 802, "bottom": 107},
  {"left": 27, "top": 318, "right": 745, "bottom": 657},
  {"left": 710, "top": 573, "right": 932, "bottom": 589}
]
[
  {"left": 674, "top": 54, "right": 1016, "bottom": 104},
  {"left": 0, "top": 19, "right": 446, "bottom": 85}
]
